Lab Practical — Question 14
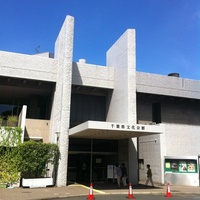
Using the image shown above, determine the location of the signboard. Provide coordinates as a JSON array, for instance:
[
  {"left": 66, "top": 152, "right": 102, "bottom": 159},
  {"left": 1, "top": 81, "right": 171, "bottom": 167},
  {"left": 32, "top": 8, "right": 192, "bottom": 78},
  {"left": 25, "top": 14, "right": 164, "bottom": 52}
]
[
  {"left": 110, "top": 123, "right": 146, "bottom": 131},
  {"left": 107, "top": 165, "right": 114, "bottom": 179},
  {"left": 165, "top": 159, "right": 197, "bottom": 173},
  {"left": 187, "top": 162, "right": 196, "bottom": 172}
]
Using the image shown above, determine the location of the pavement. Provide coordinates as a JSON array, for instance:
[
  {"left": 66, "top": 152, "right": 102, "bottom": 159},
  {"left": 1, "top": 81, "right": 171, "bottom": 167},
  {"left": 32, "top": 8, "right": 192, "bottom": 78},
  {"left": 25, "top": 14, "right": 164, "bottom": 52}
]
[{"left": 0, "top": 181, "right": 200, "bottom": 200}]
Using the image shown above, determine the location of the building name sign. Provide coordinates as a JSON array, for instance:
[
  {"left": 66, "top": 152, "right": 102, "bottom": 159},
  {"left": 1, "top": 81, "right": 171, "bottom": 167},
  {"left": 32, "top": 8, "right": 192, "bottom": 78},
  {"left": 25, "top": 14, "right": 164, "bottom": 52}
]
[{"left": 110, "top": 123, "right": 146, "bottom": 131}]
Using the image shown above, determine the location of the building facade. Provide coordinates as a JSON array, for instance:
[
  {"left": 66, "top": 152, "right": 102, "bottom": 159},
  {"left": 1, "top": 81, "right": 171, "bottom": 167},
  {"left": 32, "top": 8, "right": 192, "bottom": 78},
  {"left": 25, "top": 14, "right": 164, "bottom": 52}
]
[{"left": 0, "top": 15, "right": 199, "bottom": 187}]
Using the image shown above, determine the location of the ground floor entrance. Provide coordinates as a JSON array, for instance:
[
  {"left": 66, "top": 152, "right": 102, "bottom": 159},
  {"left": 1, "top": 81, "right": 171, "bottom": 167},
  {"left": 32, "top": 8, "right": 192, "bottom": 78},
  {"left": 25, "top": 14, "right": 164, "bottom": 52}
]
[{"left": 67, "top": 138, "right": 118, "bottom": 183}]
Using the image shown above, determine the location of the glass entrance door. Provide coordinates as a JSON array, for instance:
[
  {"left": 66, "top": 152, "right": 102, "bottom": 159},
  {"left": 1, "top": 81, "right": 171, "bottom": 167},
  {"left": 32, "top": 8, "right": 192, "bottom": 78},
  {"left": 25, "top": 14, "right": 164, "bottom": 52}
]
[
  {"left": 68, "top": 138, "right": 118, "bottom": 183},
  {"left": 67, "top": 153, "right": 91, "bottom": 183},
  {"left": 92, "top": 154, "right": 117, "bottom": 182}
]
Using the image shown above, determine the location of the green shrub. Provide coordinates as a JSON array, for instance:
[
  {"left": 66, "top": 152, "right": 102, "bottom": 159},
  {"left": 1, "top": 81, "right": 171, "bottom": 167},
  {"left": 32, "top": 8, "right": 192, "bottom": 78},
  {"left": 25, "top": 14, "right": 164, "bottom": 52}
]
[
  {"left": 16, "top": 140, "right": 59, "bottom": 178},
  {"left": 7, "top": 116, "right": 18, "bottom": 127},
  {"left": 0, "top": 127, "right": 22, "bottom": 147},
  {"left": 0, "top": 127, "right": 22, "bottom": 185},
  {"left": 0, "top": 127, "right": 59, "bottom": 185},
  {"left": 0, "top": 148, "right": 20, "bottom": 186}
]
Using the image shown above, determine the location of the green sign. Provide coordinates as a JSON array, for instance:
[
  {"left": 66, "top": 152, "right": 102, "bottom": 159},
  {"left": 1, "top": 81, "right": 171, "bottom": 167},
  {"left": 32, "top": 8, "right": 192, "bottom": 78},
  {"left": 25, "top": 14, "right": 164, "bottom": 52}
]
[{"left": 165, "top": 159, "right": 197, "bottom": 173}]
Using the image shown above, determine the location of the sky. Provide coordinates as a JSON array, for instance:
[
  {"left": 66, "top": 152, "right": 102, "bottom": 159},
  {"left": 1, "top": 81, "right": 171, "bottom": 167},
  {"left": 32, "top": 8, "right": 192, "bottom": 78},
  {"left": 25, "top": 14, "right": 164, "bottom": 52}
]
[{"left": 0, "top": 0, "right": 199, "bottom": 80}]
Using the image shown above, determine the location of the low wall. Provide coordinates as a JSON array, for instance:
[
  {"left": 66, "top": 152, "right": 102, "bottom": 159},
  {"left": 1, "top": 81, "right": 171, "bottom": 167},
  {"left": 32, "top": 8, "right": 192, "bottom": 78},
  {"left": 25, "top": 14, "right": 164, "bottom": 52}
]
[{"left": 25, "top": 119, "right": 50, "bottom": 143}]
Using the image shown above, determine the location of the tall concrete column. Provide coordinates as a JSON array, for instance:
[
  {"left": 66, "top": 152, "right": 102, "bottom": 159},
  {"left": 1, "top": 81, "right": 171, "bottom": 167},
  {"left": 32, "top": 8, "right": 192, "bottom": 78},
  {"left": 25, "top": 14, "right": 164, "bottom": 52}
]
[
  {"left": 106, "top": 29, "right": 136, "bottom": 123},
  {"left": 50, "top": 15, "right": 74, "bottom": 187},
  {"left": 106, "top": 29, "right": 138, "bottom": 184}
]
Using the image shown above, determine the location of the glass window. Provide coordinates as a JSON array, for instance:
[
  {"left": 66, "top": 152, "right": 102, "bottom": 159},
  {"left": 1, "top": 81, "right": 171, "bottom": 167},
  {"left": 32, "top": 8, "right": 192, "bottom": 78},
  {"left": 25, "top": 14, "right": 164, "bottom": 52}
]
[
  {"left": 152, "top": 102, "right": 161, "bottom": 123},
  {"left": 138, "top": 159, "right": 144, "bottom": 170},
  {"left": 0, "top": 104, "right": 21, "bottom": 117},
  {"left": 93, "top": 140, "right": 118, "bottom": 152}
]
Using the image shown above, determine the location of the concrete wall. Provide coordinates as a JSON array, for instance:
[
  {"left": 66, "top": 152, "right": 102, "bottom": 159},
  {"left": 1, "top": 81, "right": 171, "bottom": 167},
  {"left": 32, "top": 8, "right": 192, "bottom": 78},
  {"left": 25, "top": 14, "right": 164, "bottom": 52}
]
[
  {"left": 162, "top": 98, "right": 200, "bottom": 158},
  {"left": 18, "top": 105, "right": 27, "bottom": 143},
  {"left": 138, "top": 93, "right": 200, "bottom": 184},
  {"left": 162, "top": 101, "right": 200, "bottom": 125},
  {"left": 106, "top": 29, "right": 136, "bottom": 123},
  {"left": 139, "top": 134, "right": 165, "bottom": 184},
  {"left": 106, "top": 29, "right": 138, "bottom": 185},
  {"left": 165, "top": 124, "right": 200, "bottom": 156},
  {"left": 25, "top": 119, "right": 50, "bottom": 143},
  {"left": 72, "top": 62, "right": 114, "bottom": 89},
  {"left": 0, "top": 51, "right": 57, "bottom": 82},
  {"left": 137, "top": 72, "right": 200, "bottom": 100},
  {"left": 50, "top": 15, "right": 74, "bottom": 187}
]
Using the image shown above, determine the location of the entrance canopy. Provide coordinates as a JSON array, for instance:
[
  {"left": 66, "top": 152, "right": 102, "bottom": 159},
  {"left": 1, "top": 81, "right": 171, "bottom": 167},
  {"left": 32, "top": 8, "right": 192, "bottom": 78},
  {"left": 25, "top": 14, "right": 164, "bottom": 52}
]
[{"left": 69, "top": 121, "right": 165, "bottom": 140}]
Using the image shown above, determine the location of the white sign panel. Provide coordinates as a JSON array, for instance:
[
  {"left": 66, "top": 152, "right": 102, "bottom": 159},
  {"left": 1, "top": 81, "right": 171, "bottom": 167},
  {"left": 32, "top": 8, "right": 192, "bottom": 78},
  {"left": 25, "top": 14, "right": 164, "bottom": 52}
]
[{"left": 107, "top": 165, "right": 114, "bottom": 179}]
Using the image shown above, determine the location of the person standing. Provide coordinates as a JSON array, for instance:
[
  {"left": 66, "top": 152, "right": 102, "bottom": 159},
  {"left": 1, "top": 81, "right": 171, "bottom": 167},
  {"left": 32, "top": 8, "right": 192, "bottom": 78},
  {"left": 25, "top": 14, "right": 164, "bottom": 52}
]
[
  {"left": 145, "top": 164, "right": 154, "bottom": 187},
  {"left": 121, "top": 163, "right": 128, "bottom": 187},
  {"left": 115, "top": 163, "right": 122, "bottom": 188}
]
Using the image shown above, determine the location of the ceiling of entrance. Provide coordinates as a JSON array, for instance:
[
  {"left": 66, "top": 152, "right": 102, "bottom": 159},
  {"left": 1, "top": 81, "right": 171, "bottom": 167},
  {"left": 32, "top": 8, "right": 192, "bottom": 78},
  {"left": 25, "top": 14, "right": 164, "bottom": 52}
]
[{"left": 69, "top": 121, "right": 164, "bottom": 140}]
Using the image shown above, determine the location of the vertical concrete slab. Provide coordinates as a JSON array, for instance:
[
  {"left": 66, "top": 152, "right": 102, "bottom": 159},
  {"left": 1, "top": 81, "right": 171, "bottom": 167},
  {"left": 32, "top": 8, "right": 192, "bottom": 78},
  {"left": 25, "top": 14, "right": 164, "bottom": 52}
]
[
  {"left": 106, "top": 29, "right": 136, "bottom": 123},
  {"left": 50, "top": 15, "right": 74, "bottom": 187},
  {"left": 19, "top": 105, "right": 27, "bottom": 143},
  {"left": 106, "top": 29, "right": 138, "bottom": 184}
]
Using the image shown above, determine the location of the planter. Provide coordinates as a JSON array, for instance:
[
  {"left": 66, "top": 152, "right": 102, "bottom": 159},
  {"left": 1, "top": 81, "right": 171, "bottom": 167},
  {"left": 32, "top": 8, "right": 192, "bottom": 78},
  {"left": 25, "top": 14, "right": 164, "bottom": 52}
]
[
  {"left": 7, "top": 184, "right": 14, "bottom": 189},
  {"left": 22, "top": 178, "right": 53, "bottom": 188},
  {"left": 0, "top": 183, "right": 7, "bottom": 188}
]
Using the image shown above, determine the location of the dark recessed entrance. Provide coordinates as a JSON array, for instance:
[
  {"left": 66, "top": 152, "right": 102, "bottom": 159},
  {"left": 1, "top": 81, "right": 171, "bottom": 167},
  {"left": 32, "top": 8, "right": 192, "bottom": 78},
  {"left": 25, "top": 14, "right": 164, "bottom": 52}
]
[{"left": 68, "top": 138, "right": 118, "bottom": 183}]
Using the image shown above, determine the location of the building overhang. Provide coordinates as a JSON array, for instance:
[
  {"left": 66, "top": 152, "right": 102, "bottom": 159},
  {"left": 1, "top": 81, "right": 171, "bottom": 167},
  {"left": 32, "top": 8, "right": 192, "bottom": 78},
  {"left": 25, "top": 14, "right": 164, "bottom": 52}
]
[{"left": 69, "top": 121, "right": 165, "bottom": 140}]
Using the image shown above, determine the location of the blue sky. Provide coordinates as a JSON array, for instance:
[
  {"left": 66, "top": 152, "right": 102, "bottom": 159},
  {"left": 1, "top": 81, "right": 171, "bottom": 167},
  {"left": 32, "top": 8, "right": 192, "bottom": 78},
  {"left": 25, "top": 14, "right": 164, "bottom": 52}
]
[{"left": 0, "top": 0, "right": 199, "bottom": 80}]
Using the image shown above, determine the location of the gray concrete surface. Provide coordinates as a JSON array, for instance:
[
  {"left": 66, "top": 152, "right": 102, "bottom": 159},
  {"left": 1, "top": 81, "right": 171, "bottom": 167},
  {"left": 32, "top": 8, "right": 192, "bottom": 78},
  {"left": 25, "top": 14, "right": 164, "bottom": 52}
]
[{"left": 0, "top": 182, "right": 200, "bottom": 200}]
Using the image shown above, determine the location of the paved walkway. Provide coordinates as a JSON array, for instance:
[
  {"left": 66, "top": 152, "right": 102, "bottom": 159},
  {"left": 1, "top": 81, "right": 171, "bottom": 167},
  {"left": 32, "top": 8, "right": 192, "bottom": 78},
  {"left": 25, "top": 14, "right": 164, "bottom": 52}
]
[{"left": 0, "top": 182, "right": 200, "bottom": 200}]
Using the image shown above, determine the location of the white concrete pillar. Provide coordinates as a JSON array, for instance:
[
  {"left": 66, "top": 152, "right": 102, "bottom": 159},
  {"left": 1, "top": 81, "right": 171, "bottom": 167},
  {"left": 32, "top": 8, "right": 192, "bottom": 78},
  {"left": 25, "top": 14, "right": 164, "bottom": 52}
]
[
  {"left": 106, "top": 29, "right": 136, "bottom": 123},
  {"left": 50, "top": 15, "right": 74, "bottom": 187},
  {"left": 106, "top": 29, "right": 138, "bottom": 185}
]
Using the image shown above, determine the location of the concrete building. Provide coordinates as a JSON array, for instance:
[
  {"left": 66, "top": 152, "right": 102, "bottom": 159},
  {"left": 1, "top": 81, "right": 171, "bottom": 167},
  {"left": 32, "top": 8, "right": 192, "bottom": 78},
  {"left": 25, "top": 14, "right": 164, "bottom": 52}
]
[{"left": 0, "top": 15, "right": 199, "bottom": 187}]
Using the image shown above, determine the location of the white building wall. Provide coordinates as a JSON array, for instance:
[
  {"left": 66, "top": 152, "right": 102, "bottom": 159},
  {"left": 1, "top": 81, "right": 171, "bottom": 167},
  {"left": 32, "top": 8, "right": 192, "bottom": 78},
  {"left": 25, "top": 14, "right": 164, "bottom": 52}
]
[
  {"left": 19, "top": 105, "right": 27, "bottom": 143},
  {"left": 106, "top": 29, "right": 138, "bottom": 184},
  {"left": 72, "top": 62, "right": 114, "bottom": 89},
  {"left": 137, "top": 72, "right": 200, "bottom": 99},
  {"left": 139, "top": 133, "right": 166, "bottom": 184},
  {"left": 165, "top": 124, "right": 200, "bottom": 156},
  {"left": 0, "top": 50, "right": 57, "bottom": 82},
  {"left": 138, "top": 90, "right": 200, "bottom": 184},
  {"left": 106, "top": 29, "right": 136, "bottom": 123},
  {"left": 50, "top": 15, "right": 74, "bottom": 187},
  {"left": 139, "top": 126, "right": 200, "bottom": 184}
]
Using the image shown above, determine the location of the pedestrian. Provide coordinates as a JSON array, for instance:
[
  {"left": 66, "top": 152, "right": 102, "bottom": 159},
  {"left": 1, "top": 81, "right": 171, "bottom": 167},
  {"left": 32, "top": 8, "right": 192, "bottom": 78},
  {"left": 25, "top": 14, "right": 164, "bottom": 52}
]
[
  {"left": 115, "top": 163, "right": 122, "bottom": 188},
  {"left": 121, "top": 163, "right": 128, "bottom": 187},
  {"left": 145, "top": 164, "right": 154, "bottom": 187}
]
